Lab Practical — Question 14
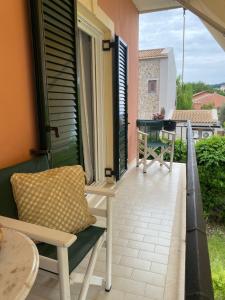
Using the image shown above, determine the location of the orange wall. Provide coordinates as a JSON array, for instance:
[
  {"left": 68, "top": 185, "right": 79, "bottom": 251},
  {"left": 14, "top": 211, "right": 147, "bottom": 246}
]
[
  {"left": 0, "top": 0, "right": 37, "bottom": 168},
  {"left": 0, "top": 0, "right": 138, "bottom": 169},
  {"left": 98, "top": 0, "right": 139, "bottom": 163}
]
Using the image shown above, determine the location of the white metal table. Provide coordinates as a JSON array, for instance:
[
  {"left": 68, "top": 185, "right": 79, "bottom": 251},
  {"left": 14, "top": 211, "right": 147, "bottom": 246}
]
[{"left": 0, "top": 228, "right": 39, "bottom": 300}]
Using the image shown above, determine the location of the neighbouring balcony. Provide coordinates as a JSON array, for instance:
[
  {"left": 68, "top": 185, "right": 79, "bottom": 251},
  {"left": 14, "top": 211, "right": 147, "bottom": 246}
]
[{"left": 27, "top": 161, "right": 186, "bottom": 300}]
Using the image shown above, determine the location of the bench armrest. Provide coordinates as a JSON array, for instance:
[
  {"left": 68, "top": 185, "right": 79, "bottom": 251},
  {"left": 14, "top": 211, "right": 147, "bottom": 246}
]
[
  {"left": 0, "top": 216, "right": 76, "bottom": 248},
  {"left": 85, "top": 186, "right": 116, "bottom": 197},
  {"left": 137, "top": 130, "right": 148, "bottom": 136}
]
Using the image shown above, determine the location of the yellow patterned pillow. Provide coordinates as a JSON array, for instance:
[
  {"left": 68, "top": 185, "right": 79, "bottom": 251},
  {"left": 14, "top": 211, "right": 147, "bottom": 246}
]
[{"left": 11, "top": 166, "right": 96, "bottom": 234}]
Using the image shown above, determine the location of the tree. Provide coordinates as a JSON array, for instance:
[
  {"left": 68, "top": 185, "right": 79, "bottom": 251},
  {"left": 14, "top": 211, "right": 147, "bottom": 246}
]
[
  {"left": 187, "top": 81, "right": 225, "bottom": 96},
  {"left": 190, "top": 81, "right": 213, "bottom": 94},
  {"left": 201, "top": 103, "right": 214, "bottom": 110},
  {"left": 176, "top": 76, "right": 193, "bottom": 110},
  {"left": 215, "top": 89, "right": 225, "bottom": 97},
  {"left": 219, "top": 104, "right": 225, "bottom": 125}
]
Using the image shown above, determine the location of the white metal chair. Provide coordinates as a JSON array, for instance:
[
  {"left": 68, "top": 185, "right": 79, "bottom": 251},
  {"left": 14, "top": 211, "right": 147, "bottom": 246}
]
[
  {"left": 0, "top": 157, "right": 115, "bottom": 300},
  {"left": 136, "top": 120, "right": 176, "bottom": 173}
]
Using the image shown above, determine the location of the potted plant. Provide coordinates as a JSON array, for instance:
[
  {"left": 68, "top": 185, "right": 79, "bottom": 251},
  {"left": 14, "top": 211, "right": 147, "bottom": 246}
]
[{"left": 153, "top": 107, "right": 165, "bottom": 120}]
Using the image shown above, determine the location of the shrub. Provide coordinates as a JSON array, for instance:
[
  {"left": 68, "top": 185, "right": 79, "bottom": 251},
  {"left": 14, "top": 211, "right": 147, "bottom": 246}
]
[
  {"left": 212, "top": 266, "right": 225, "bottom": 299},
  {"left": 196, "top": 136, "right": 225, "bottom": 223},
  {"left": 176, "top": 76, "right": 193, "bottom": 110},
  {"left": 208, "top": 228, "right": 225, "bottom": 299},
  {"left": 163, "top": 139, "right": 186, "bottom": 162},
  {"left": 151, "top": 138, "right": 187, "bottom": 162},
  {"left": 201, "top": 103, "right": 214, "bottom": 110}
]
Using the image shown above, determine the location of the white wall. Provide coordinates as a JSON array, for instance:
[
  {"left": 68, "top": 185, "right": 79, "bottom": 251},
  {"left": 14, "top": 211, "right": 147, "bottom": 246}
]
[
  {"left": 159, "top": 48, "right": 176, "bottom": 118},
  {"left": 159, "top": 57, "right": 167, "bottom": 115},
  {"left": 166, "top": 48, "right": 177, "bottom": 118}
]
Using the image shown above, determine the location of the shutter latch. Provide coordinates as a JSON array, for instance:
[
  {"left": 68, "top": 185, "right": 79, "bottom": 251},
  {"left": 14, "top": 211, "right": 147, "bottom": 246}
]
[
  {"left": 102, "top": 40, "right": 114, "bottom": 51},
  {"left": 46, "top": 126, "right": 59, "bottom": 138}
]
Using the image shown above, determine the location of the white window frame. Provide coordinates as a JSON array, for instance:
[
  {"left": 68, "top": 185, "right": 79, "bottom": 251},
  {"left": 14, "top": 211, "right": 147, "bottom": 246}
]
[{"left": 78, "top": 15, "right": 105, "bottom": 183}]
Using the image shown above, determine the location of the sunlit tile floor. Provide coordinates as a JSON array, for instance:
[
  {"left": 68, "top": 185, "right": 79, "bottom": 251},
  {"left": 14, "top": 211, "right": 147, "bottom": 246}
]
[{"left": 27, "top": 162, "right": 185, "bottom": 300}]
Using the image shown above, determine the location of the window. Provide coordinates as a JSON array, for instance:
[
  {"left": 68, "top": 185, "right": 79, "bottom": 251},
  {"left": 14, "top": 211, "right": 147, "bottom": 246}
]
[{"left": 148, "top": 80, "right": 157, "bottom": 94}]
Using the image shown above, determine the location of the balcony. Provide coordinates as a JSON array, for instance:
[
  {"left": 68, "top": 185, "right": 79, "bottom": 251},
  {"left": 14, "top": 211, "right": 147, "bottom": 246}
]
[{"left": 28, "top": 162, "right": 186, "bottom": 300}]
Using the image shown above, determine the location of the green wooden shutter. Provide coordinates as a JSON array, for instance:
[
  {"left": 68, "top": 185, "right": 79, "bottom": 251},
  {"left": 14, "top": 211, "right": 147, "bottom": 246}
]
[
  {"left": 113, "top": 35, "right": 128, "bottom": 180},
  {"left": 30, "top": 0, "right": 81, "bottom": 167}
]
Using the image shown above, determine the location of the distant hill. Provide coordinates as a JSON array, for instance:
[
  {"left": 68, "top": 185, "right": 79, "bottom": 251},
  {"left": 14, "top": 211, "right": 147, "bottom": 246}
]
[{"left": 210, "top": 83, "right": 225, "bottom": 89}]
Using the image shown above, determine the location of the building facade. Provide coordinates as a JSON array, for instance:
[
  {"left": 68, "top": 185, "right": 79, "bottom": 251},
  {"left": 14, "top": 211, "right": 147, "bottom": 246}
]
[
  {"left": 138, "top": 48, "right": 176, "bottom": 120},
  {"left": 172, "top": 109, "right": 219, "bottom": 140},
  {"left": 0, "top": 0, "right": 138, "bottom": 182}
]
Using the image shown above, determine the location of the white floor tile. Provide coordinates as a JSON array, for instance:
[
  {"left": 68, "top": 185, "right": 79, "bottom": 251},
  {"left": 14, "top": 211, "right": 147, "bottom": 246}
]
[{"left": 27, "top": 163, "right": 185, "bottom": 300}]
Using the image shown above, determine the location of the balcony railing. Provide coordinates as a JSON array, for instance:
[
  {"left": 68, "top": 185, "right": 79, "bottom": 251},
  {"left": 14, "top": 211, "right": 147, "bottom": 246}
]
[{"left": 185, "top": 120, "right": 214, "bottom": 300}]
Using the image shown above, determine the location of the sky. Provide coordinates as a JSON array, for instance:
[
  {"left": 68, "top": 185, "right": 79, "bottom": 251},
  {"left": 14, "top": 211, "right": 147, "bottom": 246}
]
[{"left": 139, "top": 9, "right": 225, "bottom": 84}]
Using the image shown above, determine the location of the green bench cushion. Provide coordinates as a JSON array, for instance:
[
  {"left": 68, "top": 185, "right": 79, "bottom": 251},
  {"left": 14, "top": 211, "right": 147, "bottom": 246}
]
[
  {"left": 37, "top": 225, "right": 105, "bottom": 274},
  {"left": 0, "top": 156, "right": 49, "bottom": 218}
]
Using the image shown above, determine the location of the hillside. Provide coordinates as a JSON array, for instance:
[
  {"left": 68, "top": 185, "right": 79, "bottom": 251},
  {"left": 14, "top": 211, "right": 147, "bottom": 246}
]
[{"left": 210, "top": 83, "right": 225, "bottom": 89}]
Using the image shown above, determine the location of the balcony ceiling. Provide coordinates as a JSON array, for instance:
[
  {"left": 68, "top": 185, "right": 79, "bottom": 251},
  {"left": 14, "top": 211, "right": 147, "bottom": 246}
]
[
  {"left": 132, "top": 0, "right": 181, "bottom": 13},
  {"left": 133, "top": 0, "right": 225, "bottom": 51}
]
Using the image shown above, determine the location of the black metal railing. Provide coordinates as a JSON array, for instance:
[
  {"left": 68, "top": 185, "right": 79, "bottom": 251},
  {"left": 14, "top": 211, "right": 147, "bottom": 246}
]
[{"left": 185, "top": 120, "right": 214, "bottom": 300}]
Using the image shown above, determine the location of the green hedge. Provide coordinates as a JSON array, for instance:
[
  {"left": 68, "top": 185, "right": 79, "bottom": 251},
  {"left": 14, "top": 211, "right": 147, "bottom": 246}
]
[
  {"left": 168, "top": 139, "right": 186, "bottom": 162},
  {"left": 147, "top": 135, "right": 225, "bottom": 223},
  {"left": 196, "top": 136, "right": 225, "bottom": 223},
  {"left": 163, "top": 136, "right": 225, "bottom": 223}
]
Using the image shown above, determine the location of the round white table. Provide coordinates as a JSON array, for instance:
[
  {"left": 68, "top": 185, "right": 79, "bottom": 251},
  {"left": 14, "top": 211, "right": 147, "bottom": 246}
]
[{"left": 0, "top": 228, "right": 39, "bottom": 300}]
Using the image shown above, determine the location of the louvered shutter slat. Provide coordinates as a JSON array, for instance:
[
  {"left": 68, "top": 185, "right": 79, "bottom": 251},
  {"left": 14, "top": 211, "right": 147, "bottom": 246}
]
[
  {"left": 30, "top": 0, "right": 80, "bottom": 167},
  {"left": 113, "top": 35, "right": 128, "bottom": 180}
]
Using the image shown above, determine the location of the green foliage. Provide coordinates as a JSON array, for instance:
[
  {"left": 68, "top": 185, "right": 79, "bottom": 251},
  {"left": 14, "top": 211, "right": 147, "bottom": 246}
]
[
  {"left": 196, "top": 136, "right": 225, "bottom": 223},
  {"left": 176, "top": 76, "right": 193, "bottom": 110},
  {"left": 208, "top": 228, "right": 225, "bottom": 299},
  {"left": 148, "top": 139, "right": 187, "bottom": 163},
  {"left": 201, "top": 103, "right": 214, "bottom": 110},
  {"left": 214, "top": 89, "right": 225, "bottom": 97},
  {"left": 190, "top": 81, "right": 214, "bottom": 94},
  {"left": 219, "top": 104, "right": 225, "bottom": 125},
  {"left": 163, "top": 139, "right": 186, "bottom": 162}
]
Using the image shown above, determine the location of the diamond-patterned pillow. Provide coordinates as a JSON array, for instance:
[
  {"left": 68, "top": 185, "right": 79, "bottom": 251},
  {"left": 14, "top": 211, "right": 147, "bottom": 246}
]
[{"left": 11, "top": 166, "right": 96, "bottom": 234}]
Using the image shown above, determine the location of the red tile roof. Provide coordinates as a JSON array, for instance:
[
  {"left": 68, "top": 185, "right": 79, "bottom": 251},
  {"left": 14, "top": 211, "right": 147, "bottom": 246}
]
[
  {"left": 139, "top": 48, "right": 167, "bottom": 59},
  {"left": 193, "top": 92, "right": 225, "bottom": 109},
  {"left": 171, "top": 110, "right": 217, "bottom": 124}
]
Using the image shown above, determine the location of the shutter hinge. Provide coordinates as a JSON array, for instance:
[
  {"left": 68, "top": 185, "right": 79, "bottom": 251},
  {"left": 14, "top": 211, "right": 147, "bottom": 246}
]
[
  {"left": 102, "top": 40, "right": 114, "bottom": 51},
  {"left": 105, "top": 168, "right": 115, "bottom": 177}
]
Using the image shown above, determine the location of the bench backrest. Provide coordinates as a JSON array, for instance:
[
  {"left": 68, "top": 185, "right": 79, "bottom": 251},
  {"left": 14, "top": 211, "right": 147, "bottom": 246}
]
[
  {"left": 137, "top": 120, "right": 163, "bottom": 143},
  {"left": 0, "top": 156, "right": 49, "bottom": 219}
]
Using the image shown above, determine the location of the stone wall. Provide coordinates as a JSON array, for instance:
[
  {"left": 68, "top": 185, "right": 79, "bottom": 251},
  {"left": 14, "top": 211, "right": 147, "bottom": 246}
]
[{"left": 138, "top": 59, "right": 160, "bottom": 119}]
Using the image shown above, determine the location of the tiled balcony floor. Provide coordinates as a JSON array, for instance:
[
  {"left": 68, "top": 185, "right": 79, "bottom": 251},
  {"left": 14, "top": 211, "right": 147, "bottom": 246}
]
[{"left": 27, "top": 162, "right": 186, "bottom": 300}]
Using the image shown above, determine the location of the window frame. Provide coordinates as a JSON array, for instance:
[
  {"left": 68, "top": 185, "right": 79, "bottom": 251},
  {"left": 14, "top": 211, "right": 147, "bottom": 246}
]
[{"left": 148, "top": 79, "right": 157, "bottom": 94}]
